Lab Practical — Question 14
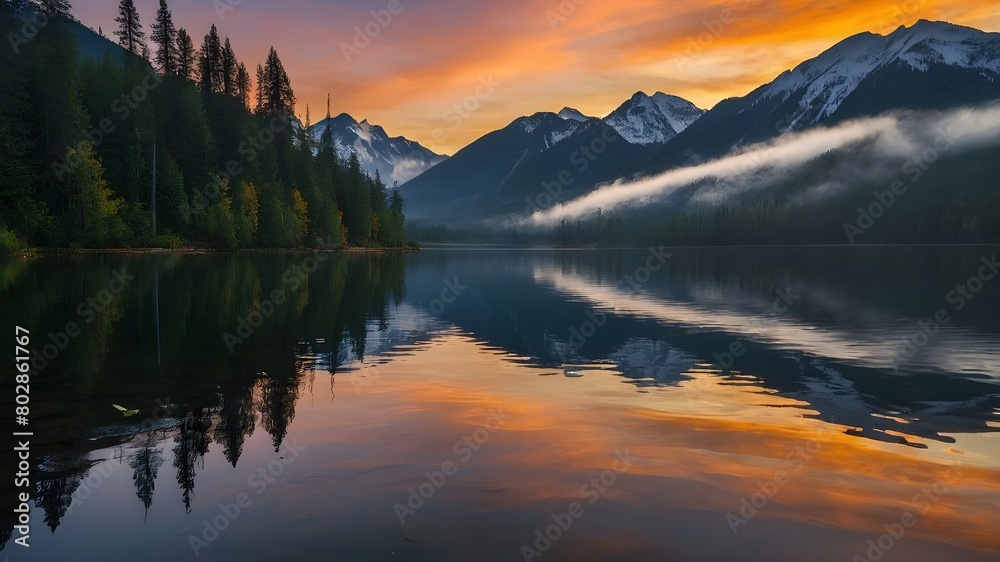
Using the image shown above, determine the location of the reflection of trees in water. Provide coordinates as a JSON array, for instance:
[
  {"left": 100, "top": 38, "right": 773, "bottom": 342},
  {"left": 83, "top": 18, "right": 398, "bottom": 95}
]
[
  {"left": 259, "top": 368, "right": 302, "bottom": 452},
  {"left": 217, "top": 377, "right": 259, "bottom": 467},
  {"left": 173, "top": 414, "right": 212, "bottom": 513},
  {"left": 36, "top": 472, "right": 82, "bottom": 532},
  {"left": 0, "top": 251, "right": 407, "bottom": 538},
  {"left": 130, "top": 439, "right": 164, "bottom": 518}
]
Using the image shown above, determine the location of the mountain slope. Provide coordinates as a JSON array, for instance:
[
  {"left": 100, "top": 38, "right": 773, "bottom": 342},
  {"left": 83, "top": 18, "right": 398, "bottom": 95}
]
[
  {"left": 403, "top": 93, "right": 704, "bottom": 220},
  {"left": 310, "top": 113, "right": 446, "bottom": 185},
  {"left": 649, "top": 20, "right": 1000, "bottom": 169},
  {"left": 401, "top": 112, "right": 585, "bottom": 219}
]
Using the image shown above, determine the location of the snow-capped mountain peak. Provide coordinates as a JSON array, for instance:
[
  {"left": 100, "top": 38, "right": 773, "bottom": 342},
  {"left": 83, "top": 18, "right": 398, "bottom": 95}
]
[
  {"left": 510, "top": 112, "right": 584, "bottom": 148},
  {"left": 757, "top": 20, "right": 1000, "bottom": 128},
  {"left": 602, "top": 91, "right": 705, "bottom": 145},
  {"left": 310, "top": 113, "right": 446, "bottom": 185}
]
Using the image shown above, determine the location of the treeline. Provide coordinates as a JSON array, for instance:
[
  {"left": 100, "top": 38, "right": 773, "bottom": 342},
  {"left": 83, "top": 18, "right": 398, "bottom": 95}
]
[{"left": 0, "top": 0, "right": 407, "bottom": 251}]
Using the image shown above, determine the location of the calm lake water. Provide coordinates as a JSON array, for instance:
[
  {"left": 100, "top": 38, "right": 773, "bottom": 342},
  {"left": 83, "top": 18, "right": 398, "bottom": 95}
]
[{"left": 1, "top": 246, "right": 999, "bottom": 561}]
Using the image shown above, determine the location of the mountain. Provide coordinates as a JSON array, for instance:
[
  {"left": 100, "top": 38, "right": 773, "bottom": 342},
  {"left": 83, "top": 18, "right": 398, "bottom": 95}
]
[
  {"left": 649, "top": 20, "right": 1000, "bottom": 169},
  {"left": 405, "top": 20, "right": 999, "bottom": 226},
  {"left": 604, "top": 92, "right": 704, "bottom": 145},
  {"left": 400, "top": 111, "right": 584, "bottom": 219},
  {"left": 403, "top": 93, "right": 704, "bottom": 220},
  {"left": 309, "top": 113, "right": 447, "bottom": 186},
  {"left": 69, "top": 24, "right": 129, "bottom": 63}
]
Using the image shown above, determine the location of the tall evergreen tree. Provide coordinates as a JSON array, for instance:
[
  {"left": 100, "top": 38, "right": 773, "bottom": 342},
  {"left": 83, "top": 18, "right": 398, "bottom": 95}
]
[
  {"left": 260, "top": 47, "right": 295, "bottom": 115},
  {"left": 235, "top": 62, "right": 251, "bottom": 109},
  {"left": 254, "top": 63, "right": 264, "bottom": 114},
  {"left": 113, "top": 0, "right": 145, "bottom": 57},
  {"left": 175, "top": 27, "right": 194, "bottom": 81},
  {"left": 197, "top": 24, "right": 222, "bottom": 94},
  {"left": 35, "top": 0, "right": 73, "bottom": 18},
  {"left": 150, "top": 0, "right": 176, "bottom": 75},
  {"left": 221, "top": 37, "right": 237, "bottom": 97}
]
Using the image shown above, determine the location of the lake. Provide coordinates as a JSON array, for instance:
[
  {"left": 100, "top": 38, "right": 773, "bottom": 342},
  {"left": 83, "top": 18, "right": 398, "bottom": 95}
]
[{"left": 1, "top": 246, "right": 999, "bottom": 561}]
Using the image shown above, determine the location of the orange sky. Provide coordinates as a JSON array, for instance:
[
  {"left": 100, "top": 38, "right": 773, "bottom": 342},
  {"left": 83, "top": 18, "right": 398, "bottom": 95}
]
[{"left": 75, "top": 1, "right": 1000, "bottom": 154}]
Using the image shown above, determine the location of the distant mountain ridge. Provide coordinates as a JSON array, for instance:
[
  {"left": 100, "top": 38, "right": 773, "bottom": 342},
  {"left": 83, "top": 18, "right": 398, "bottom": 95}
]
[
  {"left": 309, "top": 113, "right": 447, "bottom": 185},
  {"left": 402, "top": 92, "right": 706, "bottom": 219},
  {"left": 649, "top": 20, "right": 1000, "bottom": 169},
  {"left": 403, "top": 19, "right": 1000, "bottom": 223}
]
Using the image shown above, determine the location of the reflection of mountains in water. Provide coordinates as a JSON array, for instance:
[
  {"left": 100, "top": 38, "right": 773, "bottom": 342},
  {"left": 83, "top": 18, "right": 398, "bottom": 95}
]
[{"left": 402, "top": 248, "right": 1000, "bottom": 450}]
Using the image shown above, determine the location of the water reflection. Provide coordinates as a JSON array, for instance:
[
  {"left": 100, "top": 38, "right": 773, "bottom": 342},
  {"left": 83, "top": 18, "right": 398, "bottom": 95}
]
[
  {"left": 0, "top": 251, "right": 408, "bottom": 545},
  {"left": 0, "top": 247, "right": 998, "bottom": 560}
]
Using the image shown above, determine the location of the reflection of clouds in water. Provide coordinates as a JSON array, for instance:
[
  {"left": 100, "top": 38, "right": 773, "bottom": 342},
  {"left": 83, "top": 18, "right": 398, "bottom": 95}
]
[{"left": 532, "top": 266, "right": 1000, "bottom": 379}]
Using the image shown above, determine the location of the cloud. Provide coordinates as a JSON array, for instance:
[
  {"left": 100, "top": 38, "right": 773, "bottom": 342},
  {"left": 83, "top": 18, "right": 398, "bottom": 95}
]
[
  {"left": 518, "top": 104, "right": 1000, "bottom": 228},
  {"left": 70, "top": 1, "right": 1000, "bottom": 154},
  {"left": 391, "top": 157, "right": 440, "bottom": 185}
]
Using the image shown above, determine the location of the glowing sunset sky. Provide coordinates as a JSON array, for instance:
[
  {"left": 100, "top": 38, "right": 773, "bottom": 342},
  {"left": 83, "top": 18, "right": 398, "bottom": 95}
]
[{"left": 74, "top": 1, "right": 1000, "bottom": 154}]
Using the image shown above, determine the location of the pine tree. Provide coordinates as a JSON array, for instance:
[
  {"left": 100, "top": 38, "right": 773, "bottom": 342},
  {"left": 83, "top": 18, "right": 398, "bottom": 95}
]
[
  {"left": 235, "top": 62, "right": 251, "bottom": 108},
  {"left": 36, "top": 0, "right": 73, "bottom": 19},
  {"left": 254, "top": 63, "right": 264, "bottom": 113},
  {"left": 197, "top": 24, "right": 222, "bottom": 94},
  {"left": 175, "top": 28, "right": 194, "bottom": 81},
  {"left": 260, "top": 47, "right": 295, "bottom": 115},
  {"left": 113, "top": 0, "right": 145, "bottom": 57},
  {"left": 150, "top": 0, "right": 176, "bottom": 75},
  {"left": 221, "top": 37, "right": 237, "bottom": 97}
]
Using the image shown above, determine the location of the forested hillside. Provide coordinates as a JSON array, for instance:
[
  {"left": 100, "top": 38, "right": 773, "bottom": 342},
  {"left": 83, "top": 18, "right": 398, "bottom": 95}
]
[{"left": 0, "top": 0, "right": 407, "bottom": 251}]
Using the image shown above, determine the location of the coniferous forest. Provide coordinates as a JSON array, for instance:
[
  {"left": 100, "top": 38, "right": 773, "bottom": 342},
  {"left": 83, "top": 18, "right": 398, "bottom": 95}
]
[{"left": 0, "top": 0, "right": 408, "bottom": 251}]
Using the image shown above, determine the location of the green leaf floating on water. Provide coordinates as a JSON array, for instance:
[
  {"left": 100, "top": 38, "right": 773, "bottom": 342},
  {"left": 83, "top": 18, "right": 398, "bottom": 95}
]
[{"left": 112, "top": 404, "right": 141, "bottom": 417}]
